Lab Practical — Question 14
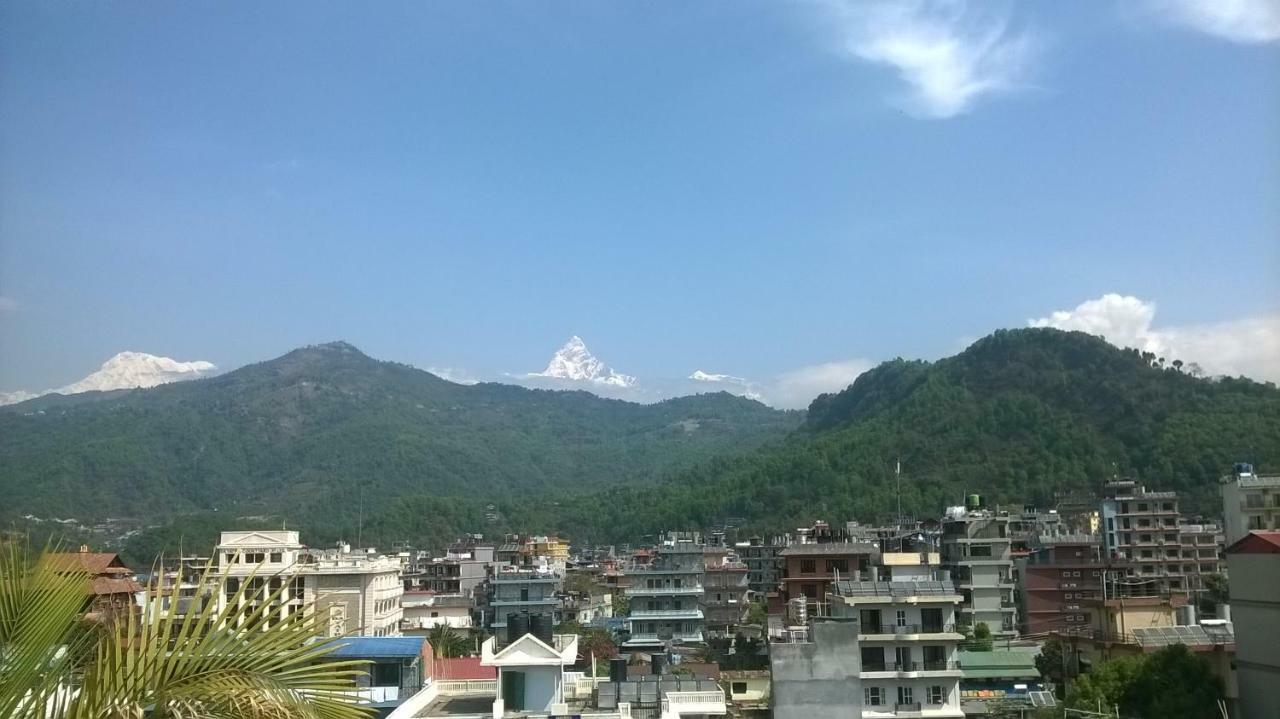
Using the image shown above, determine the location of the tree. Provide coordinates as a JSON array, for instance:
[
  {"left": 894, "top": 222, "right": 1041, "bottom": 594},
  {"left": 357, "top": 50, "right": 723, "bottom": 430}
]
[
  {"left": 1066, "top": 646, "right": 1223, "bottom": 718},
  {"left": 427, "top": 625, "right": 470, "bottom": 658},
  {"left": 746, "top": 600, "right": 767, "bottom": 626},
  {"left": 962, "top": 622, "right": 993, "bottom": 651},
  {"left": 1034, "top": 637, "right": 1065, "bottom": 696},
  {"left": 0, "top": 545, "right": 370, "bottom": 719}
]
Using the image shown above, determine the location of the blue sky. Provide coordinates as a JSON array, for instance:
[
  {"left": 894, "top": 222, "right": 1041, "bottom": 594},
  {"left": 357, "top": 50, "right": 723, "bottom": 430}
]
[{"left": 1, "top": 1, "right": 1277, "bottom": 407}]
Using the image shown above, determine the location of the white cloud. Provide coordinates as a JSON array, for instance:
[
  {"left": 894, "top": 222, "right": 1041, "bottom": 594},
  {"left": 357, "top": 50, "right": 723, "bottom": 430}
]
[
  {"left": 0, "top": 296, "right": 17, "bottom": 314},
  {"left": 823, "top": 0, "right": 1038, "bottom": 118},
  {"left": 427, "top": 366, "right": 480, "bottom": 385},
  {"left": 1147, "top": 0, "right": 1280, "bottom": 44},
  {"left": 771, "top": 358, "right": 876, "bottom": 410},
  {"left": 689, "top": 370, "right": 765, "bottom": 401},
  {"left": 1030, "top": 293, "right": 1280, "bottom": 382}
]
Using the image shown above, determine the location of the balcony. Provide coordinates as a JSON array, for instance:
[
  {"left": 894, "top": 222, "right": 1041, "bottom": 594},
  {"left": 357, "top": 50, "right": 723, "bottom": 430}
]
[
  {"left": 663, "top": 690, "right": 727, "bottom": 717},
  {"left": 629, "top": 609, "right": 704, "bottom": 620},
  {"left": 864, "top": 624, "right": 957, "bottom": 637},
  {"left": 628, "top": 585, "right": 703, "bottom": 595},
  {"left": 624, "top": 631, "right": 704, "bottom": 645}
]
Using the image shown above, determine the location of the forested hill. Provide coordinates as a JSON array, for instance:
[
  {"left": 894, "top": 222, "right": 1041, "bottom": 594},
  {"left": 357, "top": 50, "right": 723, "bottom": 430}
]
[
  {"left": 528, "top": 329, "right": 1280, "bottom": 542},
  {"left": 0, "top": 341, "right": 800, "bottom": 524}
]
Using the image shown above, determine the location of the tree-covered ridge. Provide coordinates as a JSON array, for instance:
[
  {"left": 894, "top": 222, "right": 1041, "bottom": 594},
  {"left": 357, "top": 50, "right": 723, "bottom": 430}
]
[
  {"left": 0, "top": 341, "right": 800, "bottom": 524},
  {"left": 517, "top": 329, "right": 1279, "bottom": 543}
]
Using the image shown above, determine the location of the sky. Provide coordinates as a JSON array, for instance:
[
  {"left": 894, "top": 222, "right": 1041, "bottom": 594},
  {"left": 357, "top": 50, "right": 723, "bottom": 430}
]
[{"left": 1, "top": 1, "right": 1278, "bottom": 408}]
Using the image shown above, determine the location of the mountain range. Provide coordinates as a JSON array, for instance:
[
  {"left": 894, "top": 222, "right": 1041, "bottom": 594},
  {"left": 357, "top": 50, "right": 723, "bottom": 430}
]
[
  {"left": 0, "top": 352, "right": 217, "bottom": 406},
  {"left": 4, "top": 328, "right": 1277, "bottom": 561}
]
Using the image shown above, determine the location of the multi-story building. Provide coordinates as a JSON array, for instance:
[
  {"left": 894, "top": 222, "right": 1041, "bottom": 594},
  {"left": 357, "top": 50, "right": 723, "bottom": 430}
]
[
  {"left": 484, "top": 567, "right": 561, "bottom": 632},
  {"left": 310, "top": 545, "right": 404, "bottom": 638},
  {"left": 737, "top": 535, "right": 787, "bottom": 597},
  {"left": 1221, "top": 464, "right": 1280, "bottom": 545},
  {"left": 778, "top": 541, "right": 878, "bottom": 616},
  {"left": 405, "top": 544, "right": 497, "bottom": 598},
  {"left": 940, "top": 507, "right": 1017, "bottom": 638},
  {"left": 1226, "top": 531, "right": 1280, "bottom": 719},
  {"left": 623, "top": 540, "right": 706, "bottom": 650},
  {"left": 704, "top": 546, "right": 749, "bottom": 636},
  {"left": 827, "top": 578, "right": 966, "bottom": 719},
  {"left": 215, "top": 531, "right": 403, "bottom": 637},
  {"left": 1099, "top": 479, "right": 1187, "bottom": 593},
  {"left": 400, "top": 591, "right": 472, "bottom": 633},
  {"left": 47, "top": 546, "right": 143, "bottom": 622},
  {"left": 1018, "top": 533, "right": 1107, "bottom": 636},
  {"left": 1177, "top": 522, "right": 1226, "bottom": 600},
  {"left": 770, "top": 620, "right": 864, "bottom": 719}
]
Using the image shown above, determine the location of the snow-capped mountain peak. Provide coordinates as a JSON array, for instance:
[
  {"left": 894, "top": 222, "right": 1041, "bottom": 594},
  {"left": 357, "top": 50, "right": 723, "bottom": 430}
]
[
  {"left": 0, "top": 351, "right": 218, "bottom": 406},
  {"left": 530, "top": 336, "right": 636, "bottom": 387},
  {"left": 58, "top": 351, "right": 217, "bottom": 395}
]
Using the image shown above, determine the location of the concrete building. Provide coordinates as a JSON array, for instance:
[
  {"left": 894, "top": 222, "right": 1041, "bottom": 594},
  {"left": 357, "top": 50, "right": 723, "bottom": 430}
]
[
  {"left": 480, "top": 631, "right": 579, "bottom": 716},
  {"left": 827, "top": 580, "right": 966, "bottom": 719},
  {"left": 406, "top": 544, "right": 497, "bottom": 598},
  {"left": 624, "top": 540, "right": 706, "bottom": 650},
  {"left": 1100, "top": 479, "right": 1187, "bottom": 594},
  {"left": 1177, "top": 521, "right": 1226, "bottom": 600},
  {"left": 769, "top": 620, "right": 863, "bottom": 719},
  {"left": 485, "top": 567, "right": 561, "bottom": 632},
  {"left": 703, "top": 546, "right": 749, "bottom": 637},
  {"left": 401, "top": 592, "right": 472, "bottom": 633},
  {"left": 319, "top": 636, "right": 429, "bottom": 713},
  {"left": 736, "top": 536, "right": 787, "bottom": 597},
  {"left": 1226, "top": 531, "right": 1280, "bottom": 719},
  {"left": 215, "top": 531, "right": 403, "bottom": 636},
  {"left": 1221, "top": 465, "right": 1280, "bottom": 545},
  {"left": 778, "top": 541, "right": 877, "bottom": 616},
  {"left": 1018, "top": 533, "right": 1107, "bottom": 636},
  {"left": 940, "top": 507, "right": 1017, "bottom": 638}
]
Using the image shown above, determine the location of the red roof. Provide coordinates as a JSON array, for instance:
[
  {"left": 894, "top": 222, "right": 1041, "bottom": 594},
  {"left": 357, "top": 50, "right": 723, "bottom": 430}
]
[
  {"left": 91, "top": 577, "right": 143, "bottom": 596},
  {"left": 433, "top": 656, "right": 496, "bottom": 680},
  {"left": 1227, "top": 531, "right": 1280, "bottom": 554},
  {"left": 46, "top": 551, "right": 131, "bottom": 576}
]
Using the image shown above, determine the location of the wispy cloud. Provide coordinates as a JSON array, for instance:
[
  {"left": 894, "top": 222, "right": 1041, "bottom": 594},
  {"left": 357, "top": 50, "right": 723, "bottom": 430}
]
[
  {"left": 1030, "top": 293, "right": 1280, "bottom": 382},
  {"left": 771, "top": 358, "right": 876, "bottom": 409},
  {"left": 822, "top": 0, "right": 1039, "bottom": 118},
  {"left": 427, "top": 366, "right": 480, "bottom": 385},
  {"left": 1146, "top": 0, "right": 1280, "bottom": 44}
]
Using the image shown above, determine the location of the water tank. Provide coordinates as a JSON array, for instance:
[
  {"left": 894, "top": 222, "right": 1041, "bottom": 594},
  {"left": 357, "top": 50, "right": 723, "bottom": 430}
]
[
  {"left": 1177, "top": 604, "right": 1197, "bottom": 626},
  {"left": 966, "top": 494, "right": 981, "bottom": 511},
  {"left": 609, "top": 657, "right": 628, "bottom": 682},
  {"left": 530, "top": 613, "right": 554, "bottom": 646},
  {"left": 507, "top": 613, "right": 530, "bottom": 644},
  {"left": 651, "top": 654, "right": 666, "bottom": 675}
]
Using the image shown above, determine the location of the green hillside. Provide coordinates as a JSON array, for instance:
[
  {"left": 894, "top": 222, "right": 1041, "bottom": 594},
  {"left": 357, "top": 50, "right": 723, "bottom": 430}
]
[
  {"left": 526, "top": 329, "right": 1280, "bottom": 543},
  {"left": 0, "top": 341, "right": 799, "bottom": 529}
]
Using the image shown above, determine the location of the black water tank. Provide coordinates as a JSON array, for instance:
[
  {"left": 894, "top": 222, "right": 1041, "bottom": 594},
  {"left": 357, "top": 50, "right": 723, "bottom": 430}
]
[
  {"left": 651, "top": 654, "right": 666, "bottom": 675},
  {"left": 609, "top": 658, "right": 628, "bottom": 682},
  {"left": 530, "top": 613, "right": 554, "bottom": 646},
  {"left": 507, "top": 612, "right": 530, "bottom": 644}
]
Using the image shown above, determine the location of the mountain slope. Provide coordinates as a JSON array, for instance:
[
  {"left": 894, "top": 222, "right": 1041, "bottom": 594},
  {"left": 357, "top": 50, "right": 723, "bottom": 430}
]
[
  {"left": 0, "top": 341, "right": 799, "bottom": 524},
  {"left": 534, "top": 329, "right": 1280, "bottom": 542}
]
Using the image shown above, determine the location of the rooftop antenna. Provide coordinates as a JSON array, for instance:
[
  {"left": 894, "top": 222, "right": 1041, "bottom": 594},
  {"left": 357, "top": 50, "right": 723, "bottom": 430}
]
[{"left": 895, "top": 458, "right": 903, "bottom": 529}]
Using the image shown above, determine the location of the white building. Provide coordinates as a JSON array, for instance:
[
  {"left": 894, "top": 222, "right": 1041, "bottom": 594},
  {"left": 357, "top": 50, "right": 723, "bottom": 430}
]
[
  {"left": 215, "top": 531, "right": 403, "bottom": 637},
  {"left": 1221, "top": 465, "right": 1280, "bottom": 545},
  {"left": 940, "top": 507, "right": 1017, "bottom": 638},
  {"left": 401, "top": 591, "right": 473, "bottom": 632},
  {"left": 827, "top": 566, "right": 965, "bottom": 719},
  {"left": 1226, "top": 531, "right": 1280, "bottom": 719}
]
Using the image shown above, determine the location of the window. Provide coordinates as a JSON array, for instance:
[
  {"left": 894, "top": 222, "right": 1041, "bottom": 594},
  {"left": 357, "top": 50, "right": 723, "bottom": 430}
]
[
  {"left": 1061, "top": 571, "right": 1071, "bottom": 578},
  {"left": 896, "top": 610, "right": 907, "bottom": 627},
  {"left": 270, "top": 552, "right": 282, "bottom": 563},
  {"left": 225, "top": 553, "right": 235, "bottom": 565},
  {"left": 864, "top": 687, "right": 884, "bottom": 706},
  {"left": 860, "top": 609, "right": 882, "bottom": 632},
  {"left": 860, "top": 647, "right": 885, "bottom": 671},
  {"left": 226, "top": 577, "right": 240, "bottom": 597},
  {"left": 897, "top": 686, "right": 914, "bottom": 706},
  {"left": 825, "top": 558, "right": 849, "bottom": 573},
  {"left": 800, "top": 559, "right": 816, "bottom": 574},
  {"left": 969, "top": 545, "right": 992, "bottom": 558},
  {"left": 372, "top": 662, "right": 400, "bottom": 687},
  {"left": 731, "top": 682, "right": 747, "bottom": 695},
  {"left": 431, "top": 611, "right": 439, "bottom": 618},
  {"left": 927, "top": 686, "right": 945, "bottom": 705}
]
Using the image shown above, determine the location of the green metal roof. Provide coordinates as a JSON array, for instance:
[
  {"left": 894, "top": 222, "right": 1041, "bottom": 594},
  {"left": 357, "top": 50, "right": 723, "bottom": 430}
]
[{"left": 957, "top": 650, "right": 1041, "bottom": 680}]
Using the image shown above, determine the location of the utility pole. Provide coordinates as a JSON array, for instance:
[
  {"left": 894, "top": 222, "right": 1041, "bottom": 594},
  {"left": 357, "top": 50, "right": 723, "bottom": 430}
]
[{"left": 895, "top": 458, "right": 902, "bottom": 528}]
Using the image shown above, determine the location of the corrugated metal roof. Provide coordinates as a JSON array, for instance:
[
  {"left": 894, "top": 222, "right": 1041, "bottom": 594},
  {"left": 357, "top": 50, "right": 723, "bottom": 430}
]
[
  {"left": 957, "top": 650, "right": 1040, "bottom": 679},
  {"left": 778, "top": 542, "right": 877, "bottom": 557},
  {"left": 1132, "top": 623, "right": 1234, "bottom": 648},
  {"left": 321, "top": 636, "right": 425, "bottom": 658},
  {"left": 832, "top": 580, "right": 957, "bottom": 597}
]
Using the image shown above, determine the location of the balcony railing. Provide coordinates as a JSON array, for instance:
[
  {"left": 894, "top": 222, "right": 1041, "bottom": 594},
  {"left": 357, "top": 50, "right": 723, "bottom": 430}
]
[
  {"left": 628, "top": 585, "right": 703, "bottom": 595},
  {"left": 896, "top": 702, "right": 922, "bottom": 712},
  {"left": 867, "top": 624, "right": 954, "bottom": 635}
]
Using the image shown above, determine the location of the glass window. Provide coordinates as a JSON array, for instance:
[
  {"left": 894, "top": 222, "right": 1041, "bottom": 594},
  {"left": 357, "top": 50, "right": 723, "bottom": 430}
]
[
  {"left": 800, "top": 559, "right": 816, "bottom": 574},
  {"left": 731, "top": 682, "right": 747, "bottom": 695},
  {"left": 372, "top": 662, "right": 400, "bottom": 687},
  {"left": 897, "top": 686, "right": 914, "bottom": 705},
  {"left": 863, "top": 687, "right": 883, "bottom": 706},
  {"left": 928, "top": 686, "right": 945, "bottom": 704},
  {"left": 270, "top": 552, "right": 283, "bottom": 563}
]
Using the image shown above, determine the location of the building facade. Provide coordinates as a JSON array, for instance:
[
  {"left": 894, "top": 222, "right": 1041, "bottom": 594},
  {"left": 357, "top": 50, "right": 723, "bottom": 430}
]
[
  {"left": 704, "top": 546, "right": 750, "bottom": 637},
  {"left": 1226, "top": 531, "right": 1280, "bottom": 719},
  {"left": 827, "top": 580, "right": 966, "bottom": 719},
  {"left": 486, "top": 568, "right": 561, "bottom": 631},
  {"left": 1018, "top": 534, "right": 1106, "bottom": 636},
  {"left": 1100, "top": 480, "right": 1187, "bottom": 594},
  {"left": 1221, "top": 465, "right": 1280, "bottom": 545},
  {"left": 624, "top": 541, "right": 706, "bottom": 650},
  {"left": 778, "top": 541, "right": 877, "bottom": 616},
  {"left": 769, "top": 620, "right": 864, "bottom": 719},
  {"left": 940, "top": 509, "right": 1017, "bottom": 638}
]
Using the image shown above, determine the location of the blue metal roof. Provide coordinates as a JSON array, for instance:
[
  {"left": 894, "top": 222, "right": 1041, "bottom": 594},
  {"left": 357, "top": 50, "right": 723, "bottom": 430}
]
[{"left": 321, "top": 636, "right": 425, "bottom": 659}]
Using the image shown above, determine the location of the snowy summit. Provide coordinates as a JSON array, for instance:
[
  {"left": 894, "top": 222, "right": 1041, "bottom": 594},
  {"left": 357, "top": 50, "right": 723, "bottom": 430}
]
[
  {"left": 530, "top": 336, "right": 636, "bottom": 387},
  {"left": 0, "top": 351, "right": 217, "bottom": 406}
]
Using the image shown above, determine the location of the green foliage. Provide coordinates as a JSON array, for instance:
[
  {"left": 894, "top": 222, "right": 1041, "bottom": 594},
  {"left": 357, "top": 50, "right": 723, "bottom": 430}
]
[
  {"left": 746, "top": 601, "right": 767, "bottom": 626},
  {"left": 961, "top": 622, "right": 994, "bottom": 651},
  {"left": 1067, "top": 645, "right": 1223, "bottom": 718},
  {"left": 0, "top": 545, "right": 370, "bottom": 719},
  {"left": 427, "top": 625, "right": 470, "bottom": 658},
  {"left": 1035, "top": 638, "right": 1066, "bottom": 695}
]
